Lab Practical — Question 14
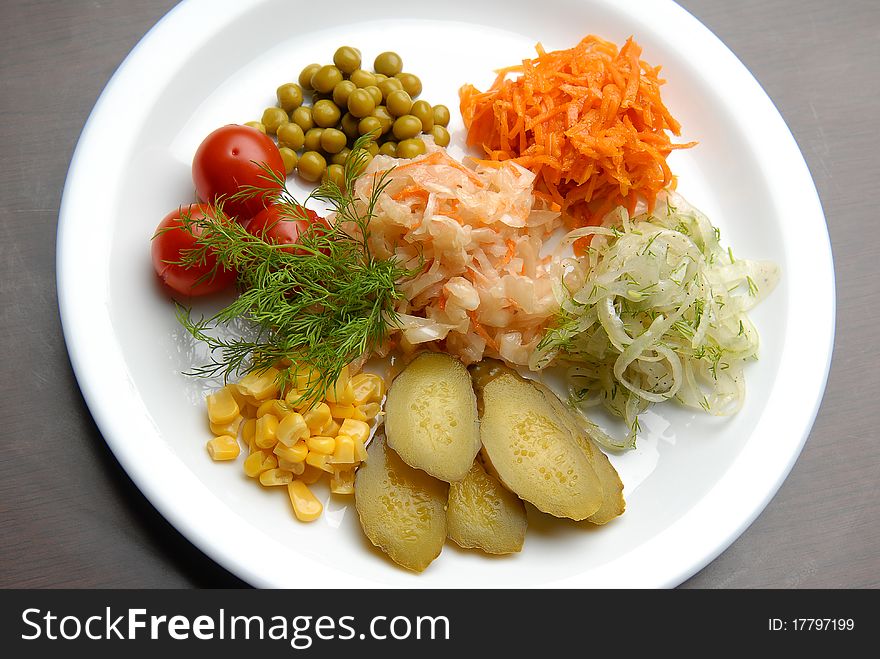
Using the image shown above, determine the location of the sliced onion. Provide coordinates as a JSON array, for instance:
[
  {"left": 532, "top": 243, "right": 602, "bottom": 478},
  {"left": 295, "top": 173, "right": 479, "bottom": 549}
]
[{"left": 537, "top": 191, "right": 780, "bottom": 450}]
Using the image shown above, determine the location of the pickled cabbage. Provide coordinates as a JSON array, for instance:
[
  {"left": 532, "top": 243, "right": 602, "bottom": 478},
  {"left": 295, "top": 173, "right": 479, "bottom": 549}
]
[{"left": 351, "top": 143, "right": 561, "bottom": 366}]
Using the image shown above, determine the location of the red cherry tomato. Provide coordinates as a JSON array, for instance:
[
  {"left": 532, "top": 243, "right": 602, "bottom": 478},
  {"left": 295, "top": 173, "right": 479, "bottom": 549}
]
[
  {"left": 192, "top": 125, "right": 285, "bottom": 222},
  {"left": 151, "top": 204, "right": 237, "bottom": 296},
  {"left": 246, "top": 205, "right": 326, "bottom": 255}
]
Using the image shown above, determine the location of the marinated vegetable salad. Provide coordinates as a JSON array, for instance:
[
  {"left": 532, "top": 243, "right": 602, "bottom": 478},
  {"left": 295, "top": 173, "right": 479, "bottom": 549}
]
[{"left": 149, "top": 37, "right": 778, "bottom": 573}]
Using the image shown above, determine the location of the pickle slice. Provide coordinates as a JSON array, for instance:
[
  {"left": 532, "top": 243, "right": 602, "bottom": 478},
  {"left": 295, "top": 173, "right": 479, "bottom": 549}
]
[
  {"left": 447, "top": 460, "right": 527, "bottom": 554},
  {"left": 354, "top": 435, "right": 448, "bottom": 572},
  {"left": 478, "top": 372, "right": 604, "bottom": 520},
  {"left": 385, "top": 352, "right": 480, "bottom": 482}
]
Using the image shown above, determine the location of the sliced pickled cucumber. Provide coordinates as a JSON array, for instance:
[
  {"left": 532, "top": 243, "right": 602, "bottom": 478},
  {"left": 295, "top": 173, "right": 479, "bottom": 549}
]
[
  {"left": 531, "top": 382, "right": 625, "bottom": 525},
  {"left": 571, "top": 435, "right": 624, "bottom": 524},
  {"left": 479, "top": 372, "right": 604, "bottom": 520},
  {"left": 354, "top": 435, "right": 448, "bottom": 572},
  {"left": 447, "top": 461, "right": 527, "bottom": 554},
  {"left": 385, "top": 352, "right": 480, "bottom": 482}
]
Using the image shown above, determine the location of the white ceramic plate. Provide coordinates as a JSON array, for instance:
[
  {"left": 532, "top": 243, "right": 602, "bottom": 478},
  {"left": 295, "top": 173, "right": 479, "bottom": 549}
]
[{"left": 57, "top": 0, "right": 834, "bottom": 587}]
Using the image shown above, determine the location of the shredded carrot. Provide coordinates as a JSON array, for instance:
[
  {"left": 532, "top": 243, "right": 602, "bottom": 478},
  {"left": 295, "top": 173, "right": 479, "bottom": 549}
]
[
  {"left": 459, "top": 35, "right": 695, "bottom": 227},
  {"left": 467, "top": 311, "right": 499, "bottom": 351},
  {"left": 500, "top": 239, "right": 517, "bottom": 266},
  {"left": 391, "top": 185, "right": 430, "bottom": 204}
]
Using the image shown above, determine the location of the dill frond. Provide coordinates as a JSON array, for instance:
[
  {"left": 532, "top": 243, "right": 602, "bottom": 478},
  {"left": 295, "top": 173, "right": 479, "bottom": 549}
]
[{"left": 173, "top": 137, "right": 413, "bottom": 402}]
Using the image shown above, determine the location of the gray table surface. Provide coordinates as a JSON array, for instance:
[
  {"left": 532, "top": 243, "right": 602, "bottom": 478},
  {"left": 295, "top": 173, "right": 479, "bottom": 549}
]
[{"left": 1, "top": 0, "right": 877, "bottom": 589}]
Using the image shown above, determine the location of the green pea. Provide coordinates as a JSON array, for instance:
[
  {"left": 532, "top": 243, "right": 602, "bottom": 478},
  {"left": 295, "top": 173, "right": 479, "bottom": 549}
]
[
  {"left": 396, "top": 138, "right": 426, "bottom": 159},
  {"left": 333, "top": 46, "right": 361, "bottom": 76},
  {"left": 366, "top": 141, "right": 379, "bottom": 156},
  {"left": 385, "top": 89, "right": 413, "bottom": 117},
  {"left": 298, "top": 63, "right": 321, "bottom": 89},
  {"left": 340, "top": 112, "right": 360, "bottom": 141},
  {"left": 378, "top": 141, "right": 397, "bottom": 157},
  {"left": 297, "top": 151, "right": 327, "bottom": 183},
  {"left": 377, "top": 77, "right": 403, "bottom": 100},
  {"left": 373, "top": 72, "right": 388, "bottom": 83},
  {"left": 278, "top": 147, "right": 298, "bottom": 175},
  {"left": 394, "top": 72, "right": 422, "bottom": 98},
  {"left": 331, "top": 147, "right": 351, "bottom": 166},
  {"left": 410, "top": 100, "right": 433, "bottom": 132},
  {"left": 347, "top": 88, "right": 376, "bottom": 118},
  {"left": 349, "top": 69, "right": 377, "bottom": 88},
  {"left": 323, "top": 163, "right": 346, "bottom": 189},
  {"left": 371, "top": 105, "right": 394, "bottom": 134},
  {"left": 332, "top": 80, "right": 357, "bottom": 107},
  {"left": 244, "top": 121, "right": 266, "bottom": 134},
  {"left": 277, "top": 83, "right": 304, "bottom": 112},
  {"left": 374, "top": 51, "right": 403, "bottom": 77},
  {"left": 432, "top": 104, "right": 450, "bottom": 127},
  {"left": 303, "top": 128, "right": 324, "bottom": 152},
  {"left": 430, "top": 125, "right": 450, "bottom": 148},
  {"left": 364, "top": 85, "right": 383, "bottom": 106},
  {"left": 320, "top": 128, "right": 348, "bottom": 154},
  {"left": 291, "top": 106, "right": 314, "bottom": 132},
  {"left": 312, "top": 99, "right": 342, "bottom": 128},
  {"left": 392, "top": 114, "right": 423, "bottom": 140},
  {"left": 358, "top": 116, "right": 383, "bottom": 139},
  {"left": 310, "top": 65, "right": 343, "bottom": 94},
  {"left": 261, "top": 107, "right": 289, "bottom": 134},
  {"left": 277, "top": 122, "right": 305, "bottom": 150}
]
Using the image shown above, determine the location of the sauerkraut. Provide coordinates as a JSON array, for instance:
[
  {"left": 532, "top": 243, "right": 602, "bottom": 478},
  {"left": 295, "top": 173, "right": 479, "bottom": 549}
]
[
  {"left": 532, "top": 191, "right": 780, "bottom": 449},
  {"left": 351, "top": 145, "right": 563, "bottom": 366}
]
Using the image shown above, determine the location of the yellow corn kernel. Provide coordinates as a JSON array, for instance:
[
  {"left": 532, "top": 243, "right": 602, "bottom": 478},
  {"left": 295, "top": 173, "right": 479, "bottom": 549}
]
[
  {"left": 274, "top": 440, "right": 308, "bottom": 464},
  {"left": 330, "top": 468, "right": 355, "bottom": 495},
  {"left": 228, "top": 385, "right": 252, "bottom": 416},
  {"left": 292, "top": 396, "right": 322, "bottom": 413},
  {"left": 259, "top": 468, "right": 294, "bottom": 487},
  {"left": 279, "top": 458, "right": 306, "bottom": 475},
  {"left": 352, "top": 436, "right": 368, "bottom": 463},
  {"left": 350, "top": 372, "right": 385, "bottom": 405},
  {"left": 306, "top": 451, "right": 335, "bottom": 473},
  {"left": 242, "top": 418, "right": 257, "bottom": 452},
  {"left": 244, "top": 450, "right": 277, "bottom": 478},
  {"left": 325, "top": 366, "right": 355, "bottom": 405},
  {"left": 206, "top": 435, "right": 240, "bottom": 461},
  {"left": 287, "top": 481, "right": 323, "bottom": 522},
  {"left": 255, "top": 414, "right": 279, "bottom": 449},
  {"left": 318, "top": 417, "right": 341, "bottom": 437},
  {"left": 284, "top": 388, "right": 319, "bottom": 411},
  {"left": 297, "top": 464, "right": 324, "bottom": 484},
  {"left": 256, "top": 399, "right": 289, "bottom": 419},
  {"left": 327, "top": 381, "right": 356, "bottom": 405},
  {"left": 207, "top": 387, "right": 240, "bottom": 425},
  {"left": 330, "top": 434, "right": 355, "bottom": 465},
  {"left": 338, "top": 417, "right": 370, "bottom": 446},
  {"left": 210, "top": 415, "right": 242, "bottom": 438},
  {"left": 291, "top": 365, "right": 321, "bottom": 391},
  {"left": 303, "top": 403, "right": 332, "bottom": 433},
  {"left": 327, "top": 402, "right": 356, "bottom": 419},
  {"left": 277, "top": 412, "right": 309, "bottom": 447},
  {"left": 306, "top": 435, "right": 336, "bottom": 455},
  {"left": 237, "top": 366, "right": 280, "bottom": 401},
  {"left": 357, "top": 402, "right": 381, "bottom": 421}
]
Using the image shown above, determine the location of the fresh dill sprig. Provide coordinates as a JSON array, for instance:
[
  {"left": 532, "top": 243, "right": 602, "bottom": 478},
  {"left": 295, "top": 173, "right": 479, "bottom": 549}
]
[
  {"left": 746, "top": 275, "right": 759, "bottom": 296},
  {"left": 173, "top": 136, "right": 416, "bottom": 402}
]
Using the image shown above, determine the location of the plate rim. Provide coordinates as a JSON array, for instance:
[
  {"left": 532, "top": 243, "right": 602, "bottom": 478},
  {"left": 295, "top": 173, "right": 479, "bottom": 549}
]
[{"left": 56, "top": 0, "right": 835, "bottom": 588}]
